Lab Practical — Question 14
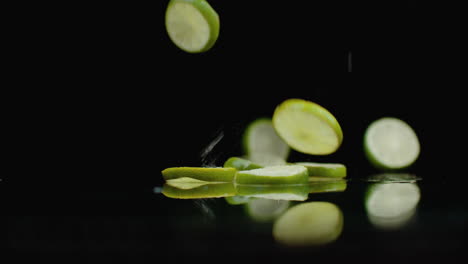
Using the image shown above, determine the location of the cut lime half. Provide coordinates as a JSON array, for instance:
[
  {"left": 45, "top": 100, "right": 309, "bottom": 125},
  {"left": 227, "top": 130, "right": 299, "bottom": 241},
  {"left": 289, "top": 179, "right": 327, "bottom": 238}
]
[
  {"left": 243, "top": 118, "right": 290, "bottom": 160},
  {"left": 273, "top": 99, "right": 343, "bottom": 155},
  {"left": 165, "top": 0, "right": 220, "bottom": 53},
  {"left": 364, "top": 117, "right": 420, "bottom": 170}
]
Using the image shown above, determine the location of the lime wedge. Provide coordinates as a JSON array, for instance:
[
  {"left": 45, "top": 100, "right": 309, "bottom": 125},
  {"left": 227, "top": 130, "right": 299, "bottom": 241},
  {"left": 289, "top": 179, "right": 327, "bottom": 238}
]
[
  {"left": 165, "top": 0, "right": 220, "bottom": 53},
  {"left": 243, "top": 118, "right": 290, "bottom": 161},
  {"left": 294, "top": 162, "right": 347, "bottom": 178},
  {"left": 273, "top": 99, "right": 343, "bottom": 155},
  {"left": 364, "top": 117, "right": 420, "bottom": 170},
  {"left": 161, "top": 167, "right": 236, "bottom": 182},
  {"left": 273, "top": 202, "right": 344, "bottom": 246},
  {"left": 245, "top": 199, "right": 290, "bottom": 223},
  {"left": 223, "top": 157, "right": 263, "bottom": 171},
  {"left": 162, "top": 182, "right": 236, "bottom": 199},
  {"left": 235, "top": 165, "right": 309, "bottom": 185}
]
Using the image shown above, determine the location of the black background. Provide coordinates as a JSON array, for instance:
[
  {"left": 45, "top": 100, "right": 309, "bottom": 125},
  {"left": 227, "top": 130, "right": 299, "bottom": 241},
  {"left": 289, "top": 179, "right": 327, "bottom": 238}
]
[{"left": 4, "top": 1, "right": 466, "bottom": 263}]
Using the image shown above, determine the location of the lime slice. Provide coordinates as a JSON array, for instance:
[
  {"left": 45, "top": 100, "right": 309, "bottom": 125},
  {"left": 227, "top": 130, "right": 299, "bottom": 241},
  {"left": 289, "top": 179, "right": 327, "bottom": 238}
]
[
  {"left": 162, "top": 182, "right": 236, "bottom": 199},
  {"left": 294, "top": 162, "right": 347, "bottom": 178},
  {"left": 243, "top": 118, "right": 290, "bottom": 160},
  {"left": 245, "top": 199, "right": 290, "bottom": 223},
  {"left": 235, "top": 165, "right": 309, "bottom": 185},
  {"left": 247, "top": 152, "right": 287, "bottom": 167},
  {"left": 161, "top": 167, "right": 236, "bottom": 182},
  {"left": 272, "top": 99, "right": 343, "bottom": 155},
  {"left": 165, "top": 0, "right": 220, "bottom": 53},
  {"left": 273, "top": 202, "right": 344, "bottom": 246},
  {"left": 223, "top": 157, "right": 263, "bottom": 171},
  {"left": 364, "top": 117, "right": 420, "bottom": 170},
  {"left": 165, "top": 177, "right": 215, "bottom": 189},
  {"left": 236, "top": 184, "right": 309, "bottom": 201},
  {"left": 225, "top": 196, "right": 252, "bottom": 205}
]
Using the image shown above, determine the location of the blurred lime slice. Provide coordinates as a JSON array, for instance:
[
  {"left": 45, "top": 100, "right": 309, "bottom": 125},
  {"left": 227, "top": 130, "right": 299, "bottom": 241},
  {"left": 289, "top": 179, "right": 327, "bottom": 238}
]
[
  {"left": 223, "top": 157, "right": 263, "bottom": 171},
  {"left": 162, "top": 182, "right": 236, "bottom": 199},
  {"left": 165, "top": 0, "right": 219, "bottom": 53},
  {"left": 273, "top": 99, "right": 343, "bottom": 155},
  {"left": 161, "top": 167, "right": 236, "bottom": 182},
  {"left": 364, "top": 117, "right": 420, "bottom": 170},
  {"left": 245, "top": 199, "right": 290, "bottom": 223},
  {"left": 294, "top": 162, "right": 346, "bottom": 178}
]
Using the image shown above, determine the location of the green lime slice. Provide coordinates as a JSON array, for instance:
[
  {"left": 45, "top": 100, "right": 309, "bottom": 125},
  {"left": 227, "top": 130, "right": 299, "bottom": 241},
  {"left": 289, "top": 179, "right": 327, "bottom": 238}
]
[
  {"left": 272, "top": 99, "right": 343, "bottom": 155},
  {"left": 245, "top": 199, "right": 290, "bottom": 223},
  {"left": 294, "top": 162, "right": 347, "bottom": 178},
  {"left": 235, "top": 165, "right": 309, "bottom": 185},
  {"left": 161, "top": 167, "right": 236, "bottom": 182},
  {"left": 165, "top": 177, "right": 215, "bottom": 189},
  {"left": 162, "top": 182, "right": 236, "bottom": 199},
  {"left": 236, "top": 184, "right": 309, "bottom": 201},
  {"left": 364, "top": 117, "right": 420, "bottom": 170},
  {"left": 243, "top": 118, "right": 290, "bottom": 160},
  {"left": 247, "top": 153, "right": 287, "bottom": 167},
  {"left": 223, "top": 157, "right": 263, "bottom": 171},
  {"left": 273, "top": 202, "right": 344, "bottom": 246},
  {"left": 365, "top": 183, "right": 420, "bottom": 219},
  {"left": 308, "top": 178, "right": 347, "bottom": 193},
  {"left": 165, "top": 0, "right": 220, "bottom": 53}
]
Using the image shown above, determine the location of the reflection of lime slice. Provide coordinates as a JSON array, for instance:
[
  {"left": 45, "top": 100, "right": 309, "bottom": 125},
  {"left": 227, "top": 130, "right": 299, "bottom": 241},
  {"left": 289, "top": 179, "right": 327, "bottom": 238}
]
[
  {"left": 223, "top": 157, "right": 263, "bottom": 171},
  {"left": 236, "top": 184, "right": 309, "bottom": 201},
  {"left": 162, "top": 182, "right": 236, "bottom": 199},
  {"left": 273, "top": 202, "right": 344, "bottom": 246},
  {"left": 243, "top": 118, "right": 290, "bottom": 160},
  {"left": 364, "top": 117, "right": 420, "bottom": 170},
  {"left": 366, "top": 173, "right": 421, "bottom": 183},
  {"left": 162, "top": 167, "right": 236, "bottom": 182},
  {"left": 225, "top": 196, "right": 252, "bottom": 205},
  {"left": 165, "top": 0, "right": 220, "bottom": 53},
  {"left": 365, "top": 183, "right": 420, "bottom": 219},
  {"left": 245, "top": 199, "right": 290, "bottom": 223},
  {"left": 294, "top": 162, "right": 346, "bottom": 178},
  {"left": 308, "top": 178, "right": 347, "bottom": 193},
  {"left": 236, "top": 165, "right": 308, "bottom": 185},
  {"left": 273, "top": 99, "right": 343, "bottom": 155}
]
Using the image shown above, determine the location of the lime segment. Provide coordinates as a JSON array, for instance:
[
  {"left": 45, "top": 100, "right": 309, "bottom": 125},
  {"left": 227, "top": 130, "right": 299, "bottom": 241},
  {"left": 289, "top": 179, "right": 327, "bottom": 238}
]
[
  {"left": 273, "top": 99, "right": 343, "bottom": 155},
  {"left": 364, "top": 117, "right": 420, "bottom": 170},
  {"left": 235, "top": 165, "right": 309, "bottom": 185},
  {"left": 165, "top": 0, "right": 220, "bottom": 53},
  {"left": 294, "top": 162, "right": 347, "bottom": 178}
]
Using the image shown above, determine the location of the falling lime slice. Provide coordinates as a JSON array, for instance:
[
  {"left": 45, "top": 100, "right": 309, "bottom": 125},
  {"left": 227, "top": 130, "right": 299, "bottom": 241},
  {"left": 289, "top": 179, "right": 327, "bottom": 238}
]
[
  {"left": 235, "top": 165, "right": 309, "bottom": 185},
  {"left": 223, "top": 157, "right": 263, "bottom": 171},
  {"left": 161, "top": 167, "right": 236, "bottom": 182},
  {"left": 364, "top": 117, "right": 420, "bottom": 170},
  {"left": 243, "top": 118, "right": 290, "bottom": 160},
  {"left": 162, "top": 182, "right": 236, "bottom": 199},
  {"left": 272, "top": 99, "right": 343, "bottom": 155},
  {"left": 165, "top": 0, "right": 220, "bottom": 53},
  {"left": 294, "top": 162, "right": 347, "bottom": 178},
  {"left": 273, "top": 202, "right": 344, "bottom": 246},
  {"left": 245, "top": 199, "right": 290, "bottom": 223}
]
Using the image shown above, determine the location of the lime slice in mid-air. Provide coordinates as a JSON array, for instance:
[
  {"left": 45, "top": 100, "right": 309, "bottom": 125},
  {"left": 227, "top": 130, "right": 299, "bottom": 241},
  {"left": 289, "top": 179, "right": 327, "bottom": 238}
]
[
  {"left": 235, "top": 165, "right": 309, "bottom": 185},
  {"left": 294, "top": 162, "right": 347, "bottom": 178},
  {"left": 165, "top": 0, "right": 220, "bottom": 53},
  {"left": 161, "top": 167, "right": 236, "bottom": 182},
  {"left": 273, "top": 202, "right": 344, "bottom": 246},
  {"left": 364, "top": 117, "right": 420, "bottom": 170},
  {"left": 243, "top": 118, "right": 290, "bottom": 161},
  {"left": 273, "top": 99, "right": 343, "bottom": 155}
]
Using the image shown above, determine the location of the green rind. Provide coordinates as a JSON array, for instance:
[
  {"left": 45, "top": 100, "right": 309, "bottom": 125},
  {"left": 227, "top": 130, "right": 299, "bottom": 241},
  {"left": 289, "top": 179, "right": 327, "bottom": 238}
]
[
  {"left": 223, "top": 157, "right": 263, "bottom": 171},
  {"left": 161, "top": 167, "right": 237, "bottom": 182},
  {"left": 294, "top": 162, "right": 347, "bottom": 178},
  {"left": 235, "top": 165, "right": 309, "bottom": 185},
  {"left": 272, "top": 99, "right": 343, "bottom": 155},
  {"left": 162, "top": 182, "right": 236, "bottom": 199},
  {"left": 242, "top": 117, "right": 290, "bottom": 160},
  {"left": 165, "top": 0, "right": 220, "bottom": 53}
]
